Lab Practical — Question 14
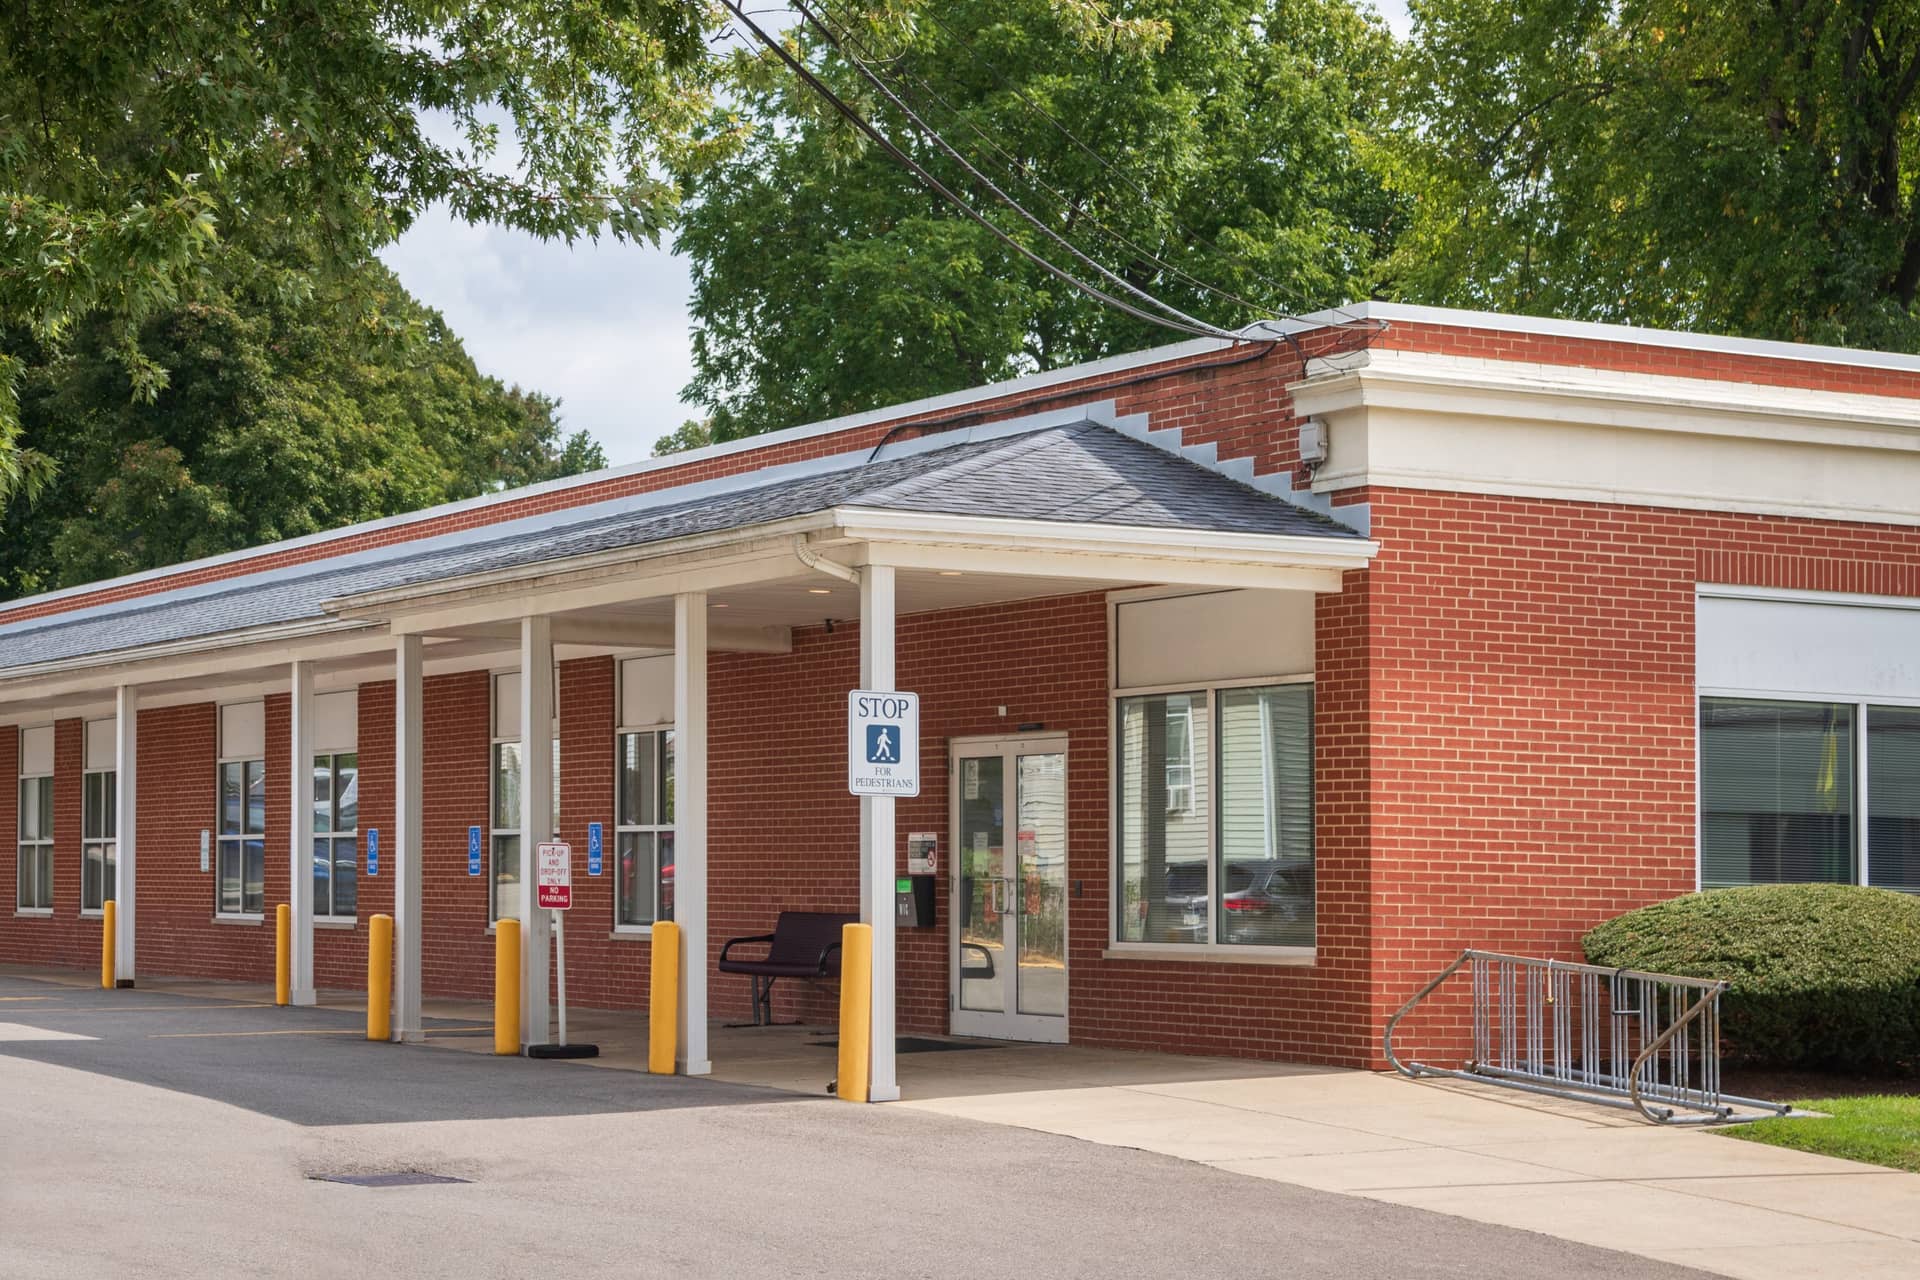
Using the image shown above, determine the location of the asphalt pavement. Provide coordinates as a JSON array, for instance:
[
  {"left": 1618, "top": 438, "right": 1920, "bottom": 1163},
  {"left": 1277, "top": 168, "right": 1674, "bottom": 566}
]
[{"left": 0, "top": 971, "right": 1712, "bottom": 1279}]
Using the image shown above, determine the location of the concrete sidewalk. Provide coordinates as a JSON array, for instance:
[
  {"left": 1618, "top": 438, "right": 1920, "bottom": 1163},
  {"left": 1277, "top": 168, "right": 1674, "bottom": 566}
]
[{"left": 902, "top": 1071, "right": 1920, "bottom": 1280}]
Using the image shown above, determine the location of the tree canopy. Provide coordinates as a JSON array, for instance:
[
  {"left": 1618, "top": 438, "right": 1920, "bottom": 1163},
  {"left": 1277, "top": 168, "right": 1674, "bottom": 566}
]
[
  {"left": 1379, "top": 0, "right": 1920, "bottom": 349},
  {"left": 0, "top": 253, "right": 604, "bottom": 598},
  {"left": 0, "top": 0, "right": 718, "bottom": 500},
  {"left": 676, "top": 0, "right": 1398, "bottom": 440}
]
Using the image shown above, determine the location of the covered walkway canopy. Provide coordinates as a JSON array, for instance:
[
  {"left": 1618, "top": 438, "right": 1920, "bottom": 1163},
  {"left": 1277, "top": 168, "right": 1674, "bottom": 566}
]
[{"left": 0, "top": 414, "right": 1375, "bottom": 1100}]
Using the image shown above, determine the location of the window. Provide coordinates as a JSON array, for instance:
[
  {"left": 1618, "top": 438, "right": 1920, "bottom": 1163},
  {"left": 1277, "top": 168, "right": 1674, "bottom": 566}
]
[
  {"left": 1701, "top": 696, "right": 1920, "bottom": 892},
  {"left": 217, "top": 760, "right": 267, "bottom": 915},
  {"left": 1116, "top": 683, "right": 1315, "bottom": 948},
  {"left": 83, "top": 770, "right": 116, "bottom": 913},
  {"left": 17, "top": 774, "right": 53, "bottom": 912},
  {"left": 490, "top": 738, "right": 559, "bottom": 923},
  {"left": 1868, "top": 706, "right": 1920, "bottom": 893},
  {"left": 615, "top": 729, "right": 675, "bottom": 927},
  {"left": 1163, "top": 703, "right": 1196, "bottom": 815},
  {"left": 312, "top": 753, "right": 358, "bottom": 919}
]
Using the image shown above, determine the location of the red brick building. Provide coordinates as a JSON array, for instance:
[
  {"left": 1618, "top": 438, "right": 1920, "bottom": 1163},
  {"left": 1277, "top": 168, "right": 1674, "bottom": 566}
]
[{"left": 4, "top": 304, "right": 1918, "bottom": 1097}]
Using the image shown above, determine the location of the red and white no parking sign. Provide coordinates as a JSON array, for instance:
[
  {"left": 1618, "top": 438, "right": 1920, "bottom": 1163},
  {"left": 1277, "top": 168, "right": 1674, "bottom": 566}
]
[{"left": 536, "top": 841, "right": 572, "bottom": 910}]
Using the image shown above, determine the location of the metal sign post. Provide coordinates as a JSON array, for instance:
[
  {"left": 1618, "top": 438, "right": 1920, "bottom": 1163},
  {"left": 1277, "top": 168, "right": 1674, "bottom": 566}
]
[{"left": 528, "top": 840, "right": 597, "bottom": 1060}]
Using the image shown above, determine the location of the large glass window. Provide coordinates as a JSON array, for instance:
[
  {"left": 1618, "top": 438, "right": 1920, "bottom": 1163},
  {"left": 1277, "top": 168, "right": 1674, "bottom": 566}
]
[
  {"left": 1216, "top": 686, "right": 1315, "bottom": 947},
  {"left": 1700, "top": 697, "right": 1920, "bottom": 893},
  {"left": 615, "top": 729, "right": 675, "bottom": 927},
  {"left": 16, "top": 774, "right": 53, "bottom": 911},
  {"left": 312, "top": 753, "right": 358, "bottom": 919},
  {"left": 1117, "top": 683, "right": 1315, "bottom": 948},
  {"left": 1868, "top": 705, "right": 1920, "bottom": 893},
  {"left": 82, "top": 770, "right": 116, "bottom": 913},
  {"left": 217, "top": 760, "right": 267, "bottom": 915},
  {"left": 1701, "top": 699, "right": 1855, "bottom": 888},
  {"left": 491, "top": 738, "right": 559, "bottom": 923}
]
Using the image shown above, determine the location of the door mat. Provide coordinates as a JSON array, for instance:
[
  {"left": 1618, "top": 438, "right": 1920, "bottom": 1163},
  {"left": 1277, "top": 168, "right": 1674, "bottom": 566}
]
[{"left": 808, "top": 1036, "right": 998, "bottom": 1053}]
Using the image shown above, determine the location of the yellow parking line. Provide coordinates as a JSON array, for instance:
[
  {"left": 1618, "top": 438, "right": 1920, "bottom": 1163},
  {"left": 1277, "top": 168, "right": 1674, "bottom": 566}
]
[
  {"left": 147, "top": 1028, "right": 368, "bottom": 1039},
  {"left": 23, "top": 1003, "right": 281, "bottom": 1013},
  {"left": 148, "top": 1024, "right": 494, "bottom": 1040},
  {"left": 0, "top": 996, "right": 53, "bottom": 1002}
]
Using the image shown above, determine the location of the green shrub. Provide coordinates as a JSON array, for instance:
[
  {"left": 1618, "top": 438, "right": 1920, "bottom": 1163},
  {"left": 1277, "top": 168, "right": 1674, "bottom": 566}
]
[{"left": 1581, "top": 884, "right": 1920, "bottom": 1072}]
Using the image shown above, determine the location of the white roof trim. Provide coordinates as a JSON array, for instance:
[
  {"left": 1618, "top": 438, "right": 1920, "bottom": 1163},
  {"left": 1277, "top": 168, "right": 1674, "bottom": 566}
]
[
  {"left": 1334, "top": 301, "right": 1920, "bottom": 376},
  {"left": 9, "top": 299, "right": 1918, "bottom": 622},
  {"left": 0, "top": 345, "right": 1226, "bottom": 618}
]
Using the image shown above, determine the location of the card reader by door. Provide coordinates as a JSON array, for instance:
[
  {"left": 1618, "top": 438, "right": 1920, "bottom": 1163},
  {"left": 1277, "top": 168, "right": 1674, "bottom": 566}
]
[{"left": 896, "top": 875, "right": 935, "bottom": 927}]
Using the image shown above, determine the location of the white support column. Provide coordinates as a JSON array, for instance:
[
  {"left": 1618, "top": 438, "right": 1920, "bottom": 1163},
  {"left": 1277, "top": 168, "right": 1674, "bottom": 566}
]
[
  {"left": 392, "top": 635, "right": 425, "bottom": 1042},
  {"left": 112, "top": 685, "right": 138, "bottom": 986},
  {"left": 859, "top": 564, "right": 899, "bottom": 1102},
  {"left": 674, "top": 592, "right": 711, "bottom": 1076},
  {"left": 288, "top": 661, "right": 317, "bottom": 1006},
  {"left": 517, "top": 616, "right": 554, "bottom": 1047}
]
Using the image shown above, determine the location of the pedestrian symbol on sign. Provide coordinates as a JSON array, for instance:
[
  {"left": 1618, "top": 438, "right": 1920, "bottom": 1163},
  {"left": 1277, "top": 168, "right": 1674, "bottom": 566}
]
[{"left": 867, "top": 723, "right": 898, "bottom": 764}]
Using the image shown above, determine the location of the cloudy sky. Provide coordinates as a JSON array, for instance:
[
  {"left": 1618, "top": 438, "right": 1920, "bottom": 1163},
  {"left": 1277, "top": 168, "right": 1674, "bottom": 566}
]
[{"left": 378, "top": 2, "right": 1414, "bottom": 466}]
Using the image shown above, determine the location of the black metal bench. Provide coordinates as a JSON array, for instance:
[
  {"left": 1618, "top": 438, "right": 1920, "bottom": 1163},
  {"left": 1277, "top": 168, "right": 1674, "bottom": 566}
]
[{"left": 718, "top": 911, "right": 858, "bottom": 1026}]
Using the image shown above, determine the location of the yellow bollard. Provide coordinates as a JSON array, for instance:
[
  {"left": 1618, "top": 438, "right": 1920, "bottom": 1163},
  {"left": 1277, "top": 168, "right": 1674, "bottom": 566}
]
[
  {"left": 494, "top": 917, "right": 521, "bottom": 1056},
  {"left": 274, "top": 903, "right": 291, "bottom": 1006},
  {"left": 101, "top": 899, "right": 116, "bottom": 990},
  {"left": 837, "top": 922, "right": 873, "bottom": 1103},
  {"left": 367, "top": 913, "right": 393, "bottom": 1041},
  {"left": 647, "top": 921, "right": 681, "bottom": 1074}
]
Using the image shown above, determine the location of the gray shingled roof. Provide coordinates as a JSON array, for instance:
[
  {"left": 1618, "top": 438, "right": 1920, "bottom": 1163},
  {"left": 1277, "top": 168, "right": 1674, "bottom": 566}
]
[{"left": 0, "top": 421, "right": 1356, "bottom": 672}]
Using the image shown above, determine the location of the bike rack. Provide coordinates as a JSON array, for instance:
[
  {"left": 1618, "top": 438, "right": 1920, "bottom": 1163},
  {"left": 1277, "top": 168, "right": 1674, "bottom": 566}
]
[{"left": 1384, "top": 950, "right": 1792, "bottom": 1125}]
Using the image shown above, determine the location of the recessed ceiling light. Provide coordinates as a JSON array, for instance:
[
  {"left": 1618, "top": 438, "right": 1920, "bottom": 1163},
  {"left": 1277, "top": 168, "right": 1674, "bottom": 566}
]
[
  {"left": 937, "top": 570, "right": 963, "bottom": 577},
  {"left": 710, "top": 602, "right": 729, "bottom": 609},
  {"left": 807, "top": 587, "right": 831, "bottom": 595}
]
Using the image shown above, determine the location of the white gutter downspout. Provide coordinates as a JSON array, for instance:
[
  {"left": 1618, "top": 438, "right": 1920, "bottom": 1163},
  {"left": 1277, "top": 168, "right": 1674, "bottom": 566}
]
[{"left": 794, "top": 539, "right": 862, "bottom": 585}]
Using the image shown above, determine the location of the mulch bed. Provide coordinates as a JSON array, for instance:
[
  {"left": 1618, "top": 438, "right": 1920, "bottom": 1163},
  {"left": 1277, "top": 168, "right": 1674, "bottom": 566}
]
[{"left": 1722, "top": 1066, "right": 1919, "bottom": 1102}]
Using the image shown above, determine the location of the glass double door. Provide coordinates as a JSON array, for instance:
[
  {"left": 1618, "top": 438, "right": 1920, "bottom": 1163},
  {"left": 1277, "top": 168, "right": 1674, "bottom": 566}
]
[{"left": 951, "top": 736, "right": 1068, "bottom": 1043}]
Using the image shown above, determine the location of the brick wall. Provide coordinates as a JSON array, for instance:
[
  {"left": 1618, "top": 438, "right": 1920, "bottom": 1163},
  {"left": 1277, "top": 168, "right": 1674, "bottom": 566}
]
[
  {"left": 0, "top": 721, "right": 104, "bottom": 970},
  {"left": 125, "top": 702, "right": 280, "bottom": 982},
  {"left": 1361, "top": 488, "right": 1920, "bottom": 1065}
]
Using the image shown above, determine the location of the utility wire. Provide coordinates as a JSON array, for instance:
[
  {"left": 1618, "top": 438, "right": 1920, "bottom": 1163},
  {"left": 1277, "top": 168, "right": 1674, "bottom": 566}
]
[
  {"left": 715, "top": 0, "right": 1248, "bottom": 342},
  {"left": 803, "top": 0, "right": 1276, "bottom": 318},
  {"left": 787, "top": 0, "right": 1240, "bottom": 339},
  {"left": 896, "top": 1, "right": 1372, "bottom": 328}
]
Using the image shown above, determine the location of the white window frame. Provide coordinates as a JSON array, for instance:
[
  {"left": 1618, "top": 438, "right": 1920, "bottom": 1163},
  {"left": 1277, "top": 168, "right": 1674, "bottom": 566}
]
[
  {"left": 1106, "top": 673, "right": 1317, "bottom": 962},
  {"left": 1162, "top": 701, "right": 1196, "bottom": 816},
  {"left": 215, "top": 754, "right": 267, "bottom": 919},
  {"left": 16, "top": 766, "right": 54, "bottom": 917},
  {"left": 488, "top": 670, "right": 558, "bottom": 926},
  {"left": 81, "top": 768, "right": 116, "bottom": 916},
  {"left": 1695, "top": 686, "right": 1920, "bottom": 892},
  {"left": 311, "top": 751, "right": 358, "bottom": 921},
  {"left": 612, "top": 722, "right": 675, "bottom": 934}
]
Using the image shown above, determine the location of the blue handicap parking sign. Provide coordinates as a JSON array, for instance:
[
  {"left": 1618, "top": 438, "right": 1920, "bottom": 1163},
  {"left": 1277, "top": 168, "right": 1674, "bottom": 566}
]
[
  {"left": 468, "top": 825, "right": 483, "bottom": 876},
  {"left": 866, "top": 722, "right": 901, "bottom": 765},
  {"left": 587, "top": 822, "right": 603, "bottom": 876},
  {"left": 366, "top": 828, "right": 379, "bottom": 877}
]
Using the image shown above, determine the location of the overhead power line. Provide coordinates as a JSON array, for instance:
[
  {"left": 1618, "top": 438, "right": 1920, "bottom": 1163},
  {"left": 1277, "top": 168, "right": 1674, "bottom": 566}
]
[
  {"left": 714, "top": 0, "right": 1251, "bottom": 343},
  {"left": 787, "top": 0, "right": 1245, "bottom": 340},
  {"left": 873, "top": 1, "right": 1374, "bottom": 329},
  {"left": 801, "top": 0, "right": 1276, "bottom": 318}
]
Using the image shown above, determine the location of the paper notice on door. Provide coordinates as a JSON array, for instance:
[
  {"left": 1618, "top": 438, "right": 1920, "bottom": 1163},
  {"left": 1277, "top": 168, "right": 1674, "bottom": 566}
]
[
  {"left": 963, "top": 759, "right": 980, "bottom": 800},
  {"left": 972, "top": 830, "right": 988, "bottom": 855}
]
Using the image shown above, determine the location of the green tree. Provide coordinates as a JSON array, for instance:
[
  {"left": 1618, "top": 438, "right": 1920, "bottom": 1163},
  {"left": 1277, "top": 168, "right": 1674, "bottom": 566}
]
[
  {"left": 1379, "top": 1, "right": 1920, "bottom": 348},
  {"left": 0, "top": 254, "right": 604, "bottom": 598},
  {"left": 0, "top": 0, "right": 718, "bottom": 500},
  {"left": 676, "top": 0, "right": 1398, "bottom": 439},
  {"left": 653, "top": 417, "right": 715, "bottom": 456}
]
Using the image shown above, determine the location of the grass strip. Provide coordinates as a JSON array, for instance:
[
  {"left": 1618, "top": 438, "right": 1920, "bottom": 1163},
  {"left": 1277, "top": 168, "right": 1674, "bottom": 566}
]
[{"left": 1719, "top": 1094, "right": 1920, "bottom": 1173}]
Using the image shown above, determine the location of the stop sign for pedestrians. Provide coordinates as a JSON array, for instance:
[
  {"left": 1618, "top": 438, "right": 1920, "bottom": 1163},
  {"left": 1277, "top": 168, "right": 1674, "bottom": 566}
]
[{"left": 536, "top": 841, "right": 572, "bottom": 910}]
